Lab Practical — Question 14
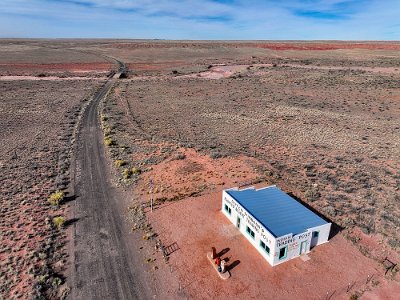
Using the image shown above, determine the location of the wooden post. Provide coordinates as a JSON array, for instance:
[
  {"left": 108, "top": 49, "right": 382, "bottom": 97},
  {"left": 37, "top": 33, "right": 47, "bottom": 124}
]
[{"left": 211, "top": 247, "right": 216, "bottom": 259}]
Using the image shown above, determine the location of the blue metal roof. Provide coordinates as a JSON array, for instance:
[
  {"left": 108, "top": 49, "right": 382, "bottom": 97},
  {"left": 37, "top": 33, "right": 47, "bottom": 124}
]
[{"left": 225, "top": 186, "right": 328, "bottom": 237}]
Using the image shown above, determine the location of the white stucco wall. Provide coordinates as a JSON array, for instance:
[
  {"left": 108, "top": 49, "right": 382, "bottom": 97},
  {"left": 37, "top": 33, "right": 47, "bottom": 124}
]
[
  {"left": 272, "top": 223, "right": 331, "bottom": 266},
  {"left": 222, "top": 191, "right": 276, "bottom": 266},
  {"left": 222, "top": 189, "right": 332, "bottom": 267}
]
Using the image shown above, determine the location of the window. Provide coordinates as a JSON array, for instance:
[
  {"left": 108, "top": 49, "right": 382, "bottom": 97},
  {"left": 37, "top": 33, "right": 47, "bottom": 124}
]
[
  {"left": 246, "top": 226, "right": 255, "bottom": 239},
  {"left": 224, "top": 204, "right": 231, "bottom": 215},
  {"left": 279, "top": 246, "right": 287, "bottom": 260},
  {"left": 260, "top": 240, "right": 270, "bottom": 255},
  {"left": 313, "top": 231, "right": 319, "bottom": 238}
]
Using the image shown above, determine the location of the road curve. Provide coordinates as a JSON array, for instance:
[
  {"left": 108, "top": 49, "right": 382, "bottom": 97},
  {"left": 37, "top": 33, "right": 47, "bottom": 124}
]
[{"left": 69, "top": 70, "right": 152, "bottom": 299}]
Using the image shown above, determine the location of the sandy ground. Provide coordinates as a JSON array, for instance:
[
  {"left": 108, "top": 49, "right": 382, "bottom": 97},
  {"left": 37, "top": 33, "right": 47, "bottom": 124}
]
[
  {"left": 0, "top": 75, "right": 105, "bottom": 81},
  {"left": 127, "top": 147, "right": 400, "bottom": 299},
  {"left": 0, "top": 79, "right": 104, "bottom": 298},
  {"left": 134, "top": 147, "right": 263, "bottom": 202},
  {"left": 147, "top": 190, "right": 397, "bottom": 299},
  {"left": 2, "top": 39, "right": 400, "bottom": 299}
]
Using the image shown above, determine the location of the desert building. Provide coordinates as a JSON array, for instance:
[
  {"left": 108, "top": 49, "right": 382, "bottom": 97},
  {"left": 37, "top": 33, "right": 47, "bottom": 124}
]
[{"left": 222, "top": 185, "right": 331, "bottom": 266}]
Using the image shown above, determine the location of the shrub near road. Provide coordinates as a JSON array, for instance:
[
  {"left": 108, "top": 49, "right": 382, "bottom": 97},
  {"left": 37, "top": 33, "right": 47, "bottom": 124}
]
[{"left": 0, "top": 79, "right": 104, "bottom": 299}]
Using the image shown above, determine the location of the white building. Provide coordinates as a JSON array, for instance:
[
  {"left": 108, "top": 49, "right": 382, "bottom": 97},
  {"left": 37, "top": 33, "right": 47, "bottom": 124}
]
[{"left": 222, "top": 185, "right": 331, "bottom": 266}]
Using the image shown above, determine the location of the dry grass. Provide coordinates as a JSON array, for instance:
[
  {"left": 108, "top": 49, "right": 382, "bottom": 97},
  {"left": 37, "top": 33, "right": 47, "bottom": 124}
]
[{"left": 48, "top": 190, "right": 64, "bottom": 207}]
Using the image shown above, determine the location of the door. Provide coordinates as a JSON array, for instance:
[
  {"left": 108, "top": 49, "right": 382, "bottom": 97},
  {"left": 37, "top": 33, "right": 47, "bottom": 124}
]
[
  {"left": 237, "top": 217, "right": 241, "bottom": 229},
  {"left": 299, "top": 241, "right": 307, "bottom": 255},
  {"left": 310, "top": 231, "right": 319, "bottom": 248}
]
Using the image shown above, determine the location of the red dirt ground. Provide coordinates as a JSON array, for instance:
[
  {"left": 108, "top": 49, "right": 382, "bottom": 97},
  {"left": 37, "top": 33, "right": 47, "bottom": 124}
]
[
  {"left": 250, "top": 42, "right": 400, "bottom": 51},
  {"left": 0, "top": 62, "right": 113, "bottom": 76},
  {"left": 131, "top": 147, "right": 400, "bottom": 299},
  {"left": 135, "top": 146, "right": 263, "bottom": 202},
  {"left": 147, "top": 190, "right": 397, "bottom": 299}
]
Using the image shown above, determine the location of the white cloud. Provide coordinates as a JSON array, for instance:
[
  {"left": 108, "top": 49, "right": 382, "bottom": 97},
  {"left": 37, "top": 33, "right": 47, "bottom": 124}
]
[{"left": 0, "top": 0, "right": 399, "bottom": 39}]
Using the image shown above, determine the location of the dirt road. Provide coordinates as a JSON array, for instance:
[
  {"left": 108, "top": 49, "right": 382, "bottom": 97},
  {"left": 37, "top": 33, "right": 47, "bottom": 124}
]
[{"left": 68, "top": 71, "right": 153, "bottom": 299}]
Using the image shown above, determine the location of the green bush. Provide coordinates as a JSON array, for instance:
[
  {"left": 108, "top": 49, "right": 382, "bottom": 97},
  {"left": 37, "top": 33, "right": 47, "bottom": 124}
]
[
  {"left": 52, "top": 277, "right": 63, "bottom": 287},
  {"left": 48, "top": 190, "right": 64, "bottom": 206},
  {"left": 53, "top": 216, "right": 65, "bottom": 229}
]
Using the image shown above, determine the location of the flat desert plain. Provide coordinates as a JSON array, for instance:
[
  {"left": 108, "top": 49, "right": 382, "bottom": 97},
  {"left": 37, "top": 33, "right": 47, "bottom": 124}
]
[{"left": 0, "top": 40, "right": 399, "bottom": 299}]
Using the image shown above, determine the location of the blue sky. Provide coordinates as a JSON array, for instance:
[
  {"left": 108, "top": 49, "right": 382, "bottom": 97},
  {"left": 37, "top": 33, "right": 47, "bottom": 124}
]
[{"left": 0, "top": 0, "right": 399, "bottom": 39}]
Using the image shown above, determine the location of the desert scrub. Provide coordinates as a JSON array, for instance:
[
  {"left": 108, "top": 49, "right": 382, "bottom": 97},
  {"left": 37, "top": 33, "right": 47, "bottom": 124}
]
[
  {"left": 52, "top": 277, "right": 62, "bottom": 287},
  {"left": 100, "top": 113, "right": 108, "bottom": 122},
  {"left": 104, "top": 136, "right": 114, "bottom": 146},
  {"left": 304, "top": 188, "right": 321, "bottom": 202},
  {"left": 52, "top": 216, "right": 65, "bottom": 229},
  {"left": 123, "top": 168, "right": 132, "bottom": 179},
  {"left": 115, "top": 159, "right": 126, "bottom": 167},
  {"left": 210, "top": 151, "right": 222, "bottom": 159},
  {"left": 173, "top": 153, "right": 186, "bottom": 160},
  {"left": 48, "top": 190, "right": 64, "bottom": 206},
  {"left": 132, "top": 167, "right": 141, "bottom": 174}
]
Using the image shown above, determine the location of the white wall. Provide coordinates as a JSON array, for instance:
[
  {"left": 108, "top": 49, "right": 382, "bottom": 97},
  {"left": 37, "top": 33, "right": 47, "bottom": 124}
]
[
  {"left": 222, "top": 190, "right": 331, "bottom": 267},
  {"left": 272, "top": 223, "right": 331, "bottom": 266},
  {"left": 222, "top": 191, "right": 276, "bottom": 266}
]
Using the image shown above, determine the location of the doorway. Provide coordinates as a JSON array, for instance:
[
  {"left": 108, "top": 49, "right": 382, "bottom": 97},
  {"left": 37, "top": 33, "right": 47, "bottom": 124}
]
[
  {"left": 299, "top": 241, "right": 307, "bottom": 255},
  {"left": 310, "top": 231, "right": 319, "bottom": 248},
  {"left": 237, "top": 217, "right": 241, "bottom": 229}
]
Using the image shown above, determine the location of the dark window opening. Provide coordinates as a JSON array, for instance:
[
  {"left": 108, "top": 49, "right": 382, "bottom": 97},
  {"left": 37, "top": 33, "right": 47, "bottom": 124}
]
[
  {"left": 260, "top": 240, "right": 270, "bottom": 255},
  {"left": 279, "top": 246, "right": 287, "bottom": 260},
  {"left": 224, "top": 204, "right": 231, "bottom": 215},
  {"left": 246, "top": 226, "right": 255, "bottom": 239}
]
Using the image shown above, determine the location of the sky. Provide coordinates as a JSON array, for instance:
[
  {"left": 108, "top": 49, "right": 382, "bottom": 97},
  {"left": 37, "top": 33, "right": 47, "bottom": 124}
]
[{"left": 0, "top": 0, "right": 399, "bottom": 40}]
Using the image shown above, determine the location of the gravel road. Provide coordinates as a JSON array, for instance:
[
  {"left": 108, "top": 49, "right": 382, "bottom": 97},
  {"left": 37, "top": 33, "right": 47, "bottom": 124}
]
[{"left": 68, "top": 73, "right": 153, "bottom": 299}]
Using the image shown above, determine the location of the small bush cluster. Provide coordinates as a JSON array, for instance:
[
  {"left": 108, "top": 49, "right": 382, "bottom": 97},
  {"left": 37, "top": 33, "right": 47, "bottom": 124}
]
[
  {"left": 123, "top": 167, "right": 142, "bottom": 179},
  {"left": 100, "top": 113, "right": 108, "bottom": 122},
  {"left": 115, "top": 159, "right": 126, "bottom": 167},
  {"left": 304, "top": 188, "right": 321, "bottom": 202},
  {"left": 173, "top": 153, "right": 186, "bottom": 160},
  {"left": 210, "top": 151, "right": 222, "bottom": 159},
  {"left": 349, "top": 293, "right": 359, "bottom": 300},
  {"left": 104, "top": 136, "right": 114, "bottom": 146},
  {"left": 48, "top": 190, "right": 64, "bottom": 207},
  {"left": 123, "top": 168, "right": 132, "bottom": 179},
  {"left": 131, "top": 167, "right": 141, "bottom": 175},
  {"left": 52, "top": 216, "right": 65, "bottom": 229}
]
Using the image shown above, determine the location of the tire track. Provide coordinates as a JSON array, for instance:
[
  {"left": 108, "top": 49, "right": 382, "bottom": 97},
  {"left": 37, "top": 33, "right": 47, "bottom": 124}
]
[{"left": 69, "top": 63, "right": 153, "bottom": 299}]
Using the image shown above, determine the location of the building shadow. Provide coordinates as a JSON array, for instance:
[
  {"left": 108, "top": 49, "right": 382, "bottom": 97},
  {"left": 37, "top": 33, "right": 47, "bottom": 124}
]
[
  {"left": 226, "top": 260, "right": 240, "bottom": 272},
  {"left": 287, "top": 192, "right": 343, "bottom": 239},
  {"left": 216, "top": 247, "right": 230, "bottom": 257}
]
